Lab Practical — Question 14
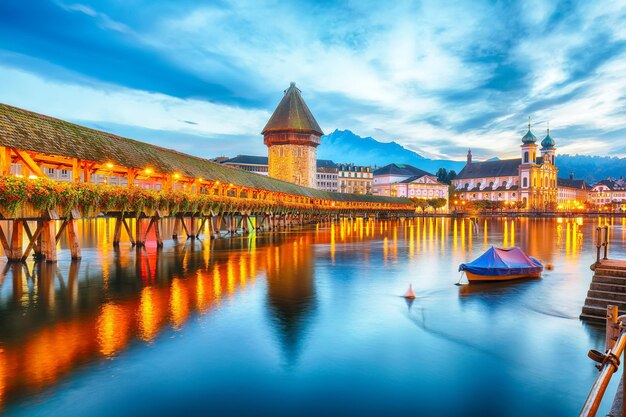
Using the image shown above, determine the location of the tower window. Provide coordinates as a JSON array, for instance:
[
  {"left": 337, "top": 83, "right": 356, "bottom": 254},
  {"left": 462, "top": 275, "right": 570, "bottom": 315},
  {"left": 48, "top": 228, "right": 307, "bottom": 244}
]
[
  {"left": 524, "top": 152, "right": 529, "bottom": 163},
  {"left": 523, "top": 177, "right": 528, "bottom": 188}
]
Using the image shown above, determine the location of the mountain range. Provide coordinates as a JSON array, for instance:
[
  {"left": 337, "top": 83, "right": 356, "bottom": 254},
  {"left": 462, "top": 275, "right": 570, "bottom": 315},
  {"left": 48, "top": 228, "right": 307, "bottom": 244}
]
[
  {"left": 317, "top": 129, "right": 464, "bottom": 173},
  {"left": 317, "top": 129, "right": 625, "bottom": 184}
]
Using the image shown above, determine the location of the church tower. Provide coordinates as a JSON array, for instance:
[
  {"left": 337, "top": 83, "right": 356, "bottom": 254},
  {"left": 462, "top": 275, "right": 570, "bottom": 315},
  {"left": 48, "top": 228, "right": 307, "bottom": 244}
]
[
  {"left": 262, "top": 82, "right": 323, "bottom": 188},
  {"left": 519, "top": 119, "right": 538, "bottom": 208},
  {"left": 540, "top": 124, "right": 557, "bottom": 165}
]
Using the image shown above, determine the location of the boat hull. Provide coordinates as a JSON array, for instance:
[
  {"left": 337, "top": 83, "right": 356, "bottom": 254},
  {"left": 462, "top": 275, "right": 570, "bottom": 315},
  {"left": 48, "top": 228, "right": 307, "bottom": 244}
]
[{"left": 465, "top": 271, "right": 542, "bottom": 282}]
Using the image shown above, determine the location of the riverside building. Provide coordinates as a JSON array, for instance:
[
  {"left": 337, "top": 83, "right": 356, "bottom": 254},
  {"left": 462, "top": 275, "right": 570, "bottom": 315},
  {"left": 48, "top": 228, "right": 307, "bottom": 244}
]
[
  {"left": 591, "top": 178, "right": 626, "bottom": 209},
  {"left": 557, "top": 174, "right": 590, "bottom": 209},
  {"left": 452, "top": 123, "right": 558, "bottom": 210},
  {"left": 371, "top": 163, "right": 448, "bottom": 206},
  {"left": 337, "top": 163, "right": 373, "bottom": 194}
]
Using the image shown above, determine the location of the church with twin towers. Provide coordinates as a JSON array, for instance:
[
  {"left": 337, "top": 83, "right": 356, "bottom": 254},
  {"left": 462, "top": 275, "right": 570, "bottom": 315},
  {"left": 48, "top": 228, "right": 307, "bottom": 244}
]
[{"left": 451, "top": 120, "right": 559, "bottom": 209}]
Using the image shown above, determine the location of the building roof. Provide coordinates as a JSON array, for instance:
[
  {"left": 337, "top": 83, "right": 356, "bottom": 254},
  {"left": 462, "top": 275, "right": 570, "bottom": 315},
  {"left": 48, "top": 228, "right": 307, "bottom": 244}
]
[
  {"left": 261, "top": 83, "right": 323, "bottom": 136},
  {"left": 222, "top": 155, "right": 268, "bottom": 165},
  {"left": 373, "top": 163, "right": 432, "bottom": 178},
  {"left": 594, "top": 178, "right": 626, "bottom": 191},
  {"left": 557, "top": 177, "right": 589, "bottom": 190},
  {"left": 398, "top": 174, "right": 437, "bottom": 184},
  {"left": 0, "top": 103, "right": 409, "bottom": 204},
  {"left": 455, "top": 159, "right": 521, "bottom": 180},
  {"left": 317, "top": 159, "right": 337, "bottom": 168},
  {"left": 338, "top": 163, "right": 371, "bottom": 172}
]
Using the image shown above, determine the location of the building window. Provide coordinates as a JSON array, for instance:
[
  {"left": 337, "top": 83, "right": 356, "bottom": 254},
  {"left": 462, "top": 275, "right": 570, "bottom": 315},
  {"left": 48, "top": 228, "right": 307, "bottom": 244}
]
[
  {"left": 524, "top": 152, "right": 529, "bottom": 163},
  {"left": 523, "top": 177, "right": 528, "bottom": 188}
]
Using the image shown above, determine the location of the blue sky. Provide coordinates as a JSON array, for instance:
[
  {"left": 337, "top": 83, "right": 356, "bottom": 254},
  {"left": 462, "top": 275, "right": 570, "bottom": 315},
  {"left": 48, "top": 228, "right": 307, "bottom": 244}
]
[{"left": 1, "top": 0, "right": 626, "bottom": 161}]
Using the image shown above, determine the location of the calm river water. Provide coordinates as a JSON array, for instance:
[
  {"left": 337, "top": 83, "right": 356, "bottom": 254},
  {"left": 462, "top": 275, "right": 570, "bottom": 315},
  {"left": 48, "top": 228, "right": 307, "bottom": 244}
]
[{"left": 1, "top": 217, "right": 626, "bottom": 416}]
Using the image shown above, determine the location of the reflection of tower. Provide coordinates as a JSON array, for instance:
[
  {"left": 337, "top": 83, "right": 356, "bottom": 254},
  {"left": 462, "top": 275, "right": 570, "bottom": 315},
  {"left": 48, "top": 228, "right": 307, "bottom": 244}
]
[
  {"left": 262, "top": 82, "right": 323, "bottom": 188},
  {"left": 265, "top": 235, "right": 316, "bottom": 364}
]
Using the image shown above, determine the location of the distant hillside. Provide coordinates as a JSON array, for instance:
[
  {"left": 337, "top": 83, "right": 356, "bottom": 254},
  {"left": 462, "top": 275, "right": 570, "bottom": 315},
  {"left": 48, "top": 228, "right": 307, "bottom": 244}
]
[
  {"left": 317, "top": 129, "right": 464, "bottom": 174},
  {"left": 317, "top": 129, "right": 625, "bottom": 183},
  {"left": 556, "top": 155, "right": 626, "bottom": 183}
]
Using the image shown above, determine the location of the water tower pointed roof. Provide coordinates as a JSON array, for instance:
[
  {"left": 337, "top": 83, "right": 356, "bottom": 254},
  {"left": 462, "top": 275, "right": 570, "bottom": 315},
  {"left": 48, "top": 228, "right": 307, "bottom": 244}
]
[{"left": 262, "top": 82, "right": 323, "bottom": 136}]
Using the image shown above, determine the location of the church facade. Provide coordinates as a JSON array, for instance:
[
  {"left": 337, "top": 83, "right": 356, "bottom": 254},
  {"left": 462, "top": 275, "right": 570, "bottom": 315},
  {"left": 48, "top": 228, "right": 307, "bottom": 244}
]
[{"left": 452, "top": 124, "right": 558, "bottom": 210}]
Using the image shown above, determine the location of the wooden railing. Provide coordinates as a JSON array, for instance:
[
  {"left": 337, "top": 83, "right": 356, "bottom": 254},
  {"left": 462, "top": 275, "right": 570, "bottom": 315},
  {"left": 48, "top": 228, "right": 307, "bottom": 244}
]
[
  {"left": 596, "top": 226, "right": 610, "bottom": 263},
  {"left": 580, "top": 305, "right": 626, "bottom": 417}
]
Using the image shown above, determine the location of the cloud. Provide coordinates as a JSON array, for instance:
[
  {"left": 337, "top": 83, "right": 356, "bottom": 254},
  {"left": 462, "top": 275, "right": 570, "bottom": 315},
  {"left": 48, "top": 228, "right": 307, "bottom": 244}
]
[
  {"left": 0, "top": 65, "right": 270, "bottom": 139},
  {"left": 0, "top": 0, "right": 625, "bottom": 161}
]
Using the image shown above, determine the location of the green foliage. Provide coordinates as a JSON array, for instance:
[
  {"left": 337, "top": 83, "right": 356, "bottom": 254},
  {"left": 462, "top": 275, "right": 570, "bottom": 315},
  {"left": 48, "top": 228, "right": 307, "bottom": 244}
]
[
  {"left": 410, "top": 198, "right": 429, "bottom": 212},
  {"left": 0, "top": 176, "right": 414, "bottom": 219},
  {"left": 427, "top": 197, "right": 447, "bottom": 212},
  {"left": 436, "top": 168, "right": 457, "bottom": 185}
]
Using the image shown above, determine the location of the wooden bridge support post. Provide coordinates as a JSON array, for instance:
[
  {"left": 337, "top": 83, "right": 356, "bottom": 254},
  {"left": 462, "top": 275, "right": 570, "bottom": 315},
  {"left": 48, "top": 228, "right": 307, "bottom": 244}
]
[
  {"left": 67, "top": 218, "right": 82, "bottom": 260},
  {"left": 41, "top": 220, "right": 57, "bottom": 262},
  {"left": 7, "top": 220, "right": 24, "bottom": 262},
  {"left": 154, "top": 216, "right": 164, "bottom": 247},
  {"left": 113, "top": 215, "right": 123, "bottom": 247},
  {"left": 188, "top": 215, "right": 197, "bottom": 239},
  {"left": 215, "top": 214, "right": 223, "bottom": 237},
  {"left": 172, "top": 216, "right": 181, "bottom": 239},
  {"left": 135, "top": 217, "right": 144, "bottom": 247},
  {"left": 229, "top": 214, "right": 236, "bottom": 235},
  {"left": 242, "top": 214, "right": 249, "bottom": 234},
  {"left": 206, "top": 214, "right": 215, "bottom": 238}
]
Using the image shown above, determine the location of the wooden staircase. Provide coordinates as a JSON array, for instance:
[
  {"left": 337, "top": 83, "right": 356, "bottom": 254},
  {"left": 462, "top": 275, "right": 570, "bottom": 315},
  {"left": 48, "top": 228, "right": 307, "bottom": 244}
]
[{"left": 581, "top": 260, "right": 626, "bottom": 321}]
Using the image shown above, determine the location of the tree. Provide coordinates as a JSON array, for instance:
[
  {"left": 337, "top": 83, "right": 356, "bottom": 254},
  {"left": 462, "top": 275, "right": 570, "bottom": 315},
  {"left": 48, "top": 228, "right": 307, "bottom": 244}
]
[
  {"left": 435, "top": 168, "right": 457, "bottom": 185},
  {"left": 445, "top": 170, "right": 457, "bottom": 184},
  {"left": 428, "top": 197, "right": 447, "bottom": 213},
  {"left": 436, "top": 168, "right": 448, "bottom": 184},
  {"left": 410, "top": 198, "right": 429, "bottom": 212}
]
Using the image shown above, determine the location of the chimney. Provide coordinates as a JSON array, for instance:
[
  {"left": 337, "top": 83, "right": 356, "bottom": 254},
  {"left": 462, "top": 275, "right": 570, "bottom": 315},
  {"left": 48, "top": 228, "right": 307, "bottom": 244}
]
[
  {"left": 569, "top": 172, "right": 574, "bottom": 181},
  {"left": 467, "top": 149, "right": 472, "bottom": 165}
]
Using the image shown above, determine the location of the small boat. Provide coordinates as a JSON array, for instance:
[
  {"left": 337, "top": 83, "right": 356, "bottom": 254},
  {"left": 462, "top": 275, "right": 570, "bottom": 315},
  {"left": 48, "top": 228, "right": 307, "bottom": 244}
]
[{"left": 458, "top": 246, "right": 543, "bottom": 282}]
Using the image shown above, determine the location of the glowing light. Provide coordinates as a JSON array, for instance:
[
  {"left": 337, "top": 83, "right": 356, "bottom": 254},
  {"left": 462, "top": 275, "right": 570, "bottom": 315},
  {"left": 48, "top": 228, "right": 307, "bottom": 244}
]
[
  {"left": 173, "top": 173, "right": 180, "bottom": 179},
  {"left": 106, "top": 162, "right": 114, "bottom": 169},
  {"left": 144, "top": 168, "right": 153, "bottom": 174},
  {"left": 28, "top": 174, "right": 38, "bottom": 179}
]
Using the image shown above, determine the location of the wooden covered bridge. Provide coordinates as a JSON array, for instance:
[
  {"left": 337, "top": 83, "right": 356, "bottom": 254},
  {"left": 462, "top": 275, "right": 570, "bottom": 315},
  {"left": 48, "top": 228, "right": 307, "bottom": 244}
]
[{"left": 0, "top": 103, "right": 414, "bottom": 262}]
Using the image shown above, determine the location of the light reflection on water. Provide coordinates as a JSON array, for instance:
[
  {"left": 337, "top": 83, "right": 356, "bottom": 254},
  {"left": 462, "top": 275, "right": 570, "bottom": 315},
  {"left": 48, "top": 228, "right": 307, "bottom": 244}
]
[{"left": 0, "top": 216, "right": 625, "bottom": 416}]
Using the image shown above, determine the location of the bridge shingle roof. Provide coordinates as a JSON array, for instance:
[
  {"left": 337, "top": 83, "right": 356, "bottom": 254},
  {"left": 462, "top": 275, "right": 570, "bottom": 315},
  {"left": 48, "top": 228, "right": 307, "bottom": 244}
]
[{"left": 0, "top": 103, "right": 408, "bottom": 205}]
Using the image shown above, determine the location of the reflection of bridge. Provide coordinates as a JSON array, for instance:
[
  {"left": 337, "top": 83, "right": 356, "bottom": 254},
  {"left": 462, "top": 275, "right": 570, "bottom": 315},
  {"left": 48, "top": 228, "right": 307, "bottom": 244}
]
[
  {"left": 0, "top": 103, "right": 414, "bottom": 262},
  {"left": 0, "top": 231, "right": 317, "bottom": 408}
]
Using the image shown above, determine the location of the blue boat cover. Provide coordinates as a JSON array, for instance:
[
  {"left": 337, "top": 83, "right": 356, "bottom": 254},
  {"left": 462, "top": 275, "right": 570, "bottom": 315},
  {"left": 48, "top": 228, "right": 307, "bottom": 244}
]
[{"left": 459, "top": 246, "right": 543, "bottom": 276}]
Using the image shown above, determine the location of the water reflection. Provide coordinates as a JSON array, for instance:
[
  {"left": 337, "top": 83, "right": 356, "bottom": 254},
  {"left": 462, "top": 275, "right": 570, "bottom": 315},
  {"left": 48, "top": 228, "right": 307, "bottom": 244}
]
[{"left": 0, "top": 216, "right": 624, "bottom": 415}]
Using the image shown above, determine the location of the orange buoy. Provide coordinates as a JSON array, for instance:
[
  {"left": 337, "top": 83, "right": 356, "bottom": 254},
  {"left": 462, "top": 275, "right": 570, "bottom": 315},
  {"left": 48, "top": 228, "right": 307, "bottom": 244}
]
[
  {"left": 403, "top": 284, "right": 416, "bottom": 299},
  {"left": 546, "top": 263, "right": 554, "bottom": 270}
]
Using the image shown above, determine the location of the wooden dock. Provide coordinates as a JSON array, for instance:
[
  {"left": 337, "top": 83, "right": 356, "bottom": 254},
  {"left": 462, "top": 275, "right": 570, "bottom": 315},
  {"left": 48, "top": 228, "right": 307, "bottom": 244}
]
[{"left": 581, "top": 259, "right": 626, "bottom": 322}]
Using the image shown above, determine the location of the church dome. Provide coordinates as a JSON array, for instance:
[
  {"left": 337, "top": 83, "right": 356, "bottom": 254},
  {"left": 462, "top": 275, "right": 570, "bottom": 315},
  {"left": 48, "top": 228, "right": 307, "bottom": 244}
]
[
  {"left": 541, "top": 130, "right": 556, "bottom": 149},
  {"left": 521, "top": 128, "right": 537, "bottom": 144}
]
